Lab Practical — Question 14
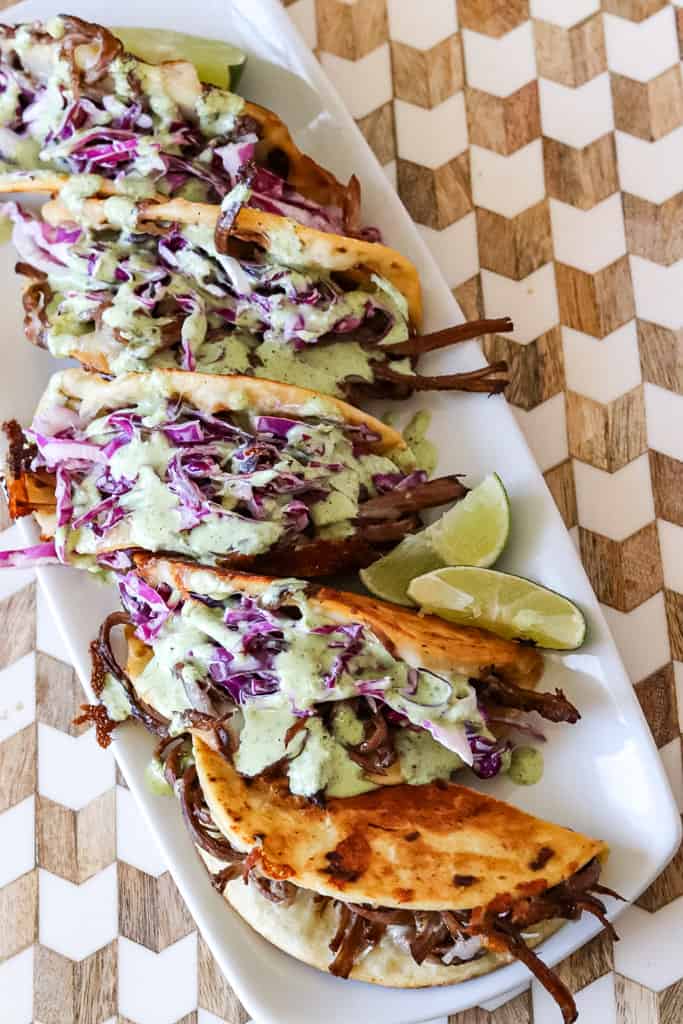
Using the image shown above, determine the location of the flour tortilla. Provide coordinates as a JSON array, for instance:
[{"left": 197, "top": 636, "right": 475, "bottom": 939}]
[
  {"left": 138, "top": 556, "right": 544, "bottom": 688},
  {"left": 197, "top": 845, "right": 565, "bottom": 988},
  {"left": 8, "top": 365, "right": 403, "bottom": 528},
  {"left": 194, "top": 735, "right": 608, "bottom": 912}
]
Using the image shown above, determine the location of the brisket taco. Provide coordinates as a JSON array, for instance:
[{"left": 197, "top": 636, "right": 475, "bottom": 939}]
[
  {"left": 79, "top": 556, "right": 579, "bottom": 800},
  {"left": 3, "top": 187, "right": 509, "bottom": 400},
  {"left": 0, "top": 15, "right": 366, "bottom": 234},
  {"left": 2, "top": 367, "right": 468, "bottom": 575}
]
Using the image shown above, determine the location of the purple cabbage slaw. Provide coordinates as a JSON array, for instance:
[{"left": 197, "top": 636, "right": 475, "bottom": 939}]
[
  {"left": 0, "top": 392, "right": 397, "bottom": 568},
  {"left": 111, "top": 572, "right": 523, "bottom": 781},
  {"left": 6, "top": 206, "right": 403, "bottom": 371},
  {"left": 0, "top": 21, "right": 379, "bottom": 239}
]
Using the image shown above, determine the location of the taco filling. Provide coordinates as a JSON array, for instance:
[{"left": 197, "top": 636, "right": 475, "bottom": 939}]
[
  {"left": 8, "top": 201, "right": 509, "bottom": 399},
  {"left": 79, "top": 557, "right": 580, "bottom": 801},
  {"left": 0, "top": 16, "right": 368, "bottom": 235},
  {"left": 2, "top": 368, "right": 468, "bottom": 575}
]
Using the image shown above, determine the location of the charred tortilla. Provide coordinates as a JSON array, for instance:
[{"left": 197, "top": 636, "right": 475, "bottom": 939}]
[
  {"left": 156, "top": 735, "right": 615, "bottom": 1021},
  {"left": 137, "top": 556, "right": 544, "bottom": 689},
  {"left": 194, "top": 736, "right": 605, "bottom": 911}
]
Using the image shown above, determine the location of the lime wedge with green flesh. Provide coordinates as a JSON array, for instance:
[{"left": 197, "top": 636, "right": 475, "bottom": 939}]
[
  {"left": 360, "top": 474, "right": 511, "bottom": 606},
  {"left": 429, "top": 473, "right": 509, "bottom": 566},
  {"left": 407, "top": 566, "right": 586, "bottom": 650},
  {"left": 360, "top": 533, "right": 444, "bottom": 606},
  {"left": 113, "top": 28, "right": 247, "bottom": 89}
]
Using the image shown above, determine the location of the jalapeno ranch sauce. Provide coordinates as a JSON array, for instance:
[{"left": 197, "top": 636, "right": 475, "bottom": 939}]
[{"left": 102, "top": 579, "right": 507, "bottom": 799}]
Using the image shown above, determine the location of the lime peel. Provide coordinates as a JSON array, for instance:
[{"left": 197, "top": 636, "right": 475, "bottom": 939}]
[
  {"left": 408, "top": 566, "right": 586, "bottom": 651},
  {"left": 113, "top": 27, "right": 247, "bottom": 89}
]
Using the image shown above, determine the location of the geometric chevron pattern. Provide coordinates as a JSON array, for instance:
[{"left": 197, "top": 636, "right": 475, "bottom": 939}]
[
  {"left": 0, "top": 566, "right": 245, "bottom": 1024},
  {"left": 1, "top": 0, "right": 682, "bottom": 1022}
]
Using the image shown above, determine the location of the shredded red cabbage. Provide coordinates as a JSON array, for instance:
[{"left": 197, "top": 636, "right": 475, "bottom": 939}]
[
  {"left": 312, "top": 622, "right": 366, "bottom": 690},
  {"left": 118, "top": 571, "right": 171, "bottom": 642},
  {"left": 166, "top": 452, "right": 214, "bottom": 530},
  {"left": 254, "top": 416, "right": 300, "bottom": 439},
  {"left": 0, "top": 541, "right": 60, "bottom": 568},
  {"left": 467, "top": 728, "right": 512, "bottom": 779}
]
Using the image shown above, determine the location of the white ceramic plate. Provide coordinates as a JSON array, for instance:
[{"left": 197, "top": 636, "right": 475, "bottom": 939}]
[{"left": 1, "top": 1, "right": 680, "bottom": 1021}]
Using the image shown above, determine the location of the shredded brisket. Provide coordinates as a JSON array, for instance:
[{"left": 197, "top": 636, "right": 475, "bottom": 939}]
[
  {"left": 357, "top": 516, "right": 422, "bottom": 544},
  {"left": 73, "top": 703, "right": 120, "bottom": 748},
  {"left": 323, "top": 856, "right": 616, "bottom": 1023},
  {"left": 329, "top": 905, "right": 387, "bottom": 978},
  {"left": 249, "top": 873, "right": 297, "bottom": 905},
  {"left": 382, "top": 318, "right": 514, "bottom": 357},
  {"left": 2, "top": 419, "right": 36, "bottom": 482},
  {"left": 59, "top": 15, "right": 124, "bottom": 87},
  {"left": 492, "top": 920, "right": 578, "bottom": 1023},
  {"left": 77, "top": 611, "right": 171, "bottom": 745},
  {"left": 178, "top": 762, "right": 246, "bottom": 863},
  {"left": 348, "top": 709, "right": 397, "bottom": 774},
  {"left": 357, "top": 476, "right": 468, "bottom": 522},
  {"left": 15, "top": 262, "right": 47, "bottom": 281},
  {"left": 472, "top": 673, "right": 580, "bottom": 725}
]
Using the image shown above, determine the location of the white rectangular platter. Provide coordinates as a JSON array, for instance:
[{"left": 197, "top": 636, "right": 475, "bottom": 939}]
[{"left": 0, "top": 0, "right": 680, "bottom": 1021}]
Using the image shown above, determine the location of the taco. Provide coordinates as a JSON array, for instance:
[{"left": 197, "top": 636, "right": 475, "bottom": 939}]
[
  {"left": 156, "top": 732, "right": 615, "bottom": 1023},
  {"left": 2, "top": 367, "right": 470, "bottom": 576},
  {"left": 78, "top": 555, "right": 579, "bottom": 802},
  {"left": 0, "top": 15, "right": 368, "bottom": 235},
  {"left": 3, "top": 189, "right": 509, "bottom": 400}
]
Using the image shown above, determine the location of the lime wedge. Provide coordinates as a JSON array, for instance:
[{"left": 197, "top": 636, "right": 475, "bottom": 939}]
[
  {"left": 407, "top": 566, "right": 586, "bottom": 650},
  {"left": 113, "top": 28, "right": 247, "bottom": 89},
  {"left": 429, "top": 473, "right": 509, "bottom": 567},
  {"left": 360, "top": 533, "right": 443, "bottom": 607},
  {"left": 360, "top": 474, "right": 510, "bottom": 606}
]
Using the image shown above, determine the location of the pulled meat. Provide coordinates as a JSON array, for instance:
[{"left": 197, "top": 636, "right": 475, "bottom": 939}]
[
  {"left": 214, "top": 163, "right": 257, "bottom": 250},
  {"left": 176, "top": 763, "right": 295, "bottom": 902},
  {"left": 358, "top": 516, "right": 421, "bottom": 544},
  {"left": 357, "top": 476, "right": 468, "bottom": 523},
  {"left": 59, "top": 15, "right": 124, "bottom": 88},
  {"left": 324, "top": 857, "right": 616, "bottom": 1023},
  {"left": 372, "top": 361, "right": 509, "bottom": 397},
  {"left": 382, "top": 318, "right": 514, "bottom": 358},
  {"left": 83, "top": 611, "right": 171, "bottom": 740},
  {"left": 178, "top": 762, "right": 246, "bottom": 864},
  {"left": 329, "top": 903, "right": 387, "bottom": 978},
  {"left": 249, "top": 872, "right": 297, "bottom": 906},
  {"left": 3, "top": 419, "right": 36, "bottom": 483},
  {"left": 348, "top": 709, "right": 397, "bottom": 774},
  {"left": 73, "top": 703, "right": 119, "bottom": 748},
  {"left": 472, "top": 673, "right": 580, "bottom": 725},
  {"left": 492, "top": 920, "right": 577, "bottom": 1023}
]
